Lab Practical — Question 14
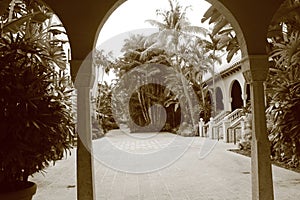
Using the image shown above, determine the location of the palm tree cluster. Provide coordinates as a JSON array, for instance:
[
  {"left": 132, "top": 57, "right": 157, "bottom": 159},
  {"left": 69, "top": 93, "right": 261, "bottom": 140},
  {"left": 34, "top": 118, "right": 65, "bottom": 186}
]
[{"left": 96, "top": 0, "right": 221, "bottom": 135}]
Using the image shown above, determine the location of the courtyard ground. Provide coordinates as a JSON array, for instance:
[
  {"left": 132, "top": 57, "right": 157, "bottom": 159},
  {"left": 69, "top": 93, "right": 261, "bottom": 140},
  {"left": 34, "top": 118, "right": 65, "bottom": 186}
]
[{"left": 30, "top": 130, "right": 300, "bottom": 200}]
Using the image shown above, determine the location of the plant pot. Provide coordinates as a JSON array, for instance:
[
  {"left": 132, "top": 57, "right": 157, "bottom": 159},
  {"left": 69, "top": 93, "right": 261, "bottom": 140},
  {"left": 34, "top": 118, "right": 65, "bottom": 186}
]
[{"left": 0, "top": 181, "right": 37, "bottom": 200}]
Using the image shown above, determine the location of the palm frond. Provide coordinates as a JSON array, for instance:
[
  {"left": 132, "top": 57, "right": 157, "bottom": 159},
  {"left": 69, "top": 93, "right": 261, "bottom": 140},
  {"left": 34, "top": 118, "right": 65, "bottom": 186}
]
[
  {"left": 212, "top": 17, "right": 229, "bottom": 35},
  {"left": 201, "top": 6, "right": 215, "bottom": 23},
  {"left": 145, "top": 19, "right": 167, "bottom": 30},
  {"left": 270, "top": 31, "right": 300, "bottom": 67},
  {"left": 182, "top": 25, "right": 207, "bottom": 36}
]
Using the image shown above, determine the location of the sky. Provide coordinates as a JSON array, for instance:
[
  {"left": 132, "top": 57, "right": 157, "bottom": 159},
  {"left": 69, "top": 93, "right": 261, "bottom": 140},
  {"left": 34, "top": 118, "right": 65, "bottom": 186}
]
[{"left": 96, "top": 0, "right": 212, "bottom": 57}]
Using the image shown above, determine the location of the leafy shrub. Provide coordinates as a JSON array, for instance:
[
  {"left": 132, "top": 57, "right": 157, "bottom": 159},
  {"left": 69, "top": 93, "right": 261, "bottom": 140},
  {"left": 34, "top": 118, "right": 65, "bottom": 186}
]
[
  {"left": 266, "top": 31, "right": 300, "bottom": 168},
  {"left": 96, "top": 82, "right": 118, "bottom": 135},
  {"left": 0, "top": 33, "right": 74, "bottom": 191},
  {"left": 0, "top": 0, "right": 75, "bottom": 191}
]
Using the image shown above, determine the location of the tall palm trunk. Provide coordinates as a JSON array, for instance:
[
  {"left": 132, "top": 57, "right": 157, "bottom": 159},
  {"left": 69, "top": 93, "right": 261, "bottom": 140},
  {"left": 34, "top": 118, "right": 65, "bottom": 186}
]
[
  {"left": 178, "top": 63, "right": 197, "bottom": 134},
  {"left": 174, "top": 46, "right": 197, "bottom": 134},
  {"left": 137, "top": 75, "right": 150, "bottom": 125}
]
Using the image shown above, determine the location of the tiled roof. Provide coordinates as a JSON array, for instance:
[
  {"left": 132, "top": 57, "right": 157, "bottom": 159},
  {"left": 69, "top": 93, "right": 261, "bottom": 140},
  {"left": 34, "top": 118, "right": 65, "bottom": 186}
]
[{"left": 202, "top": 51, "right": 242, "bottom": 82}]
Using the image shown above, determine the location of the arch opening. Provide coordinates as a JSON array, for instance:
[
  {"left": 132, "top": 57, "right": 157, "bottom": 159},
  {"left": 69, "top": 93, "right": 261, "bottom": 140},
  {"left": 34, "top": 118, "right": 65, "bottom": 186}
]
[
  {"left": 7, "top": 0, "right": 292, "bottom": 199},
  {"left": 246, "top": 83, "right": 251, "bottom": 104},
  {"left": 231, "top": 80, "right": 243, "bottom": 111},
  {"left": 23, "top": 0, "right": 291, "bottom": 199},
  {"left": 215, "top": 87, "right": 224, "bottom": 113}
]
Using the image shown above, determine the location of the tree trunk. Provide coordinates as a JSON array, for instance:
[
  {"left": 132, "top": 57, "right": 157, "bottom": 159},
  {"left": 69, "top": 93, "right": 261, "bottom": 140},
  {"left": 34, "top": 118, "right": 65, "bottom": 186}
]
[{"left": 179, "top": 72, "right": 197, "bottom": 134}]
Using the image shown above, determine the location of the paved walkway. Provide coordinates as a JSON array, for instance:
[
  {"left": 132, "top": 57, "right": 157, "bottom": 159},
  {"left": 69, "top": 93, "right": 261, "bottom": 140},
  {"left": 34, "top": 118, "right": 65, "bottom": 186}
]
[{"left": 30, "top": 130, "right": 300, "bottom": 200}]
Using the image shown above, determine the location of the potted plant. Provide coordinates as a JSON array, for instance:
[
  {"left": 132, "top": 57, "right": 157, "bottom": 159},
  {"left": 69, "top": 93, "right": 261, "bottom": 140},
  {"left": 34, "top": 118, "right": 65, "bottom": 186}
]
[{"left": 0, "top": 1, "right": 75, "bottom": 199}]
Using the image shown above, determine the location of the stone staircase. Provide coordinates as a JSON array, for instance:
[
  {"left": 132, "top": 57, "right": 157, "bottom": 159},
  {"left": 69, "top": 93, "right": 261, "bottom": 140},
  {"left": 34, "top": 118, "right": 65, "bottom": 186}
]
[{"left": 199, "top": 109, "right": 246, "bottom": 144}]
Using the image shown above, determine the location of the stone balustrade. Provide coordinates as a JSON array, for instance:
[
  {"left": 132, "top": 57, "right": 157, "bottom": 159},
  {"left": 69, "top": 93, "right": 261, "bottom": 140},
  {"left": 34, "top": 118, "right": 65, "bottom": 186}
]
[{"left": 199, "top": 109, "right": 245, "bottom": 143}]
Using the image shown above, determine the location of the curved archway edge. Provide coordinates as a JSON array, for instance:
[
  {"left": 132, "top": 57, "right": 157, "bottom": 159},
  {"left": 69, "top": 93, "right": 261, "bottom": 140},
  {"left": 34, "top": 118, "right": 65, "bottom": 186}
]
[
  {"left": 42, "top": 1, "right": 285, "bottom": 200},
  {"left": 42, "top": 0, "right": 284, "bottom": 82}
]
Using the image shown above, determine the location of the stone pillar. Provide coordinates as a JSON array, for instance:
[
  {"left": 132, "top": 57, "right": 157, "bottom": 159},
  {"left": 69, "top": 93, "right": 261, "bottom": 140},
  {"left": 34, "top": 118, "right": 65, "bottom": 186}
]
[
  {"left": 242, "top": 93, "right": 247, "bottom": 107},
  {"left": 76, "top": 87, "right": 95, "bottom": 200},
  {"left": 73, "top": 58, "right": 96, "bottom": 200},
  {"left": 222, "top": 117, "right": 230, "bottom": 143},
  {"left": 243, "top": 55, "right": 274, "bottom": 200},
  {"left": 199, "top": 118, "right": 205, "bottom": 137},
  {"left": 208, "top": 117, "right": 214, "bottom": 139},
  {"left": 240, "top": 116, "right": 246, "bottom": 139},
  {"left": 229, "top": 97, "right": 233, "bottom": 111}
]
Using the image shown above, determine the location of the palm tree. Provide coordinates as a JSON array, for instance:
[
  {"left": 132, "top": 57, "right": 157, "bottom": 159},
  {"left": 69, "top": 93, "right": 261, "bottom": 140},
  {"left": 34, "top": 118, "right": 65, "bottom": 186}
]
[
  {"left": 144, "top": 0, "right": 211, "bottom": 134},
  {"left": 180, "top": 36, "right": 221, "bottom": 118},
  {"left": 121, "top": 34, "right": 147, "bottom": 54},
  {"left": 111, "top": 33, "right": 177, "bottom": 132},
  {"left": 201, "top": 6, "right": 239, "bottom": 63},
  {"left": 201, "top": 0, "right": 300, "bottom": 62}
]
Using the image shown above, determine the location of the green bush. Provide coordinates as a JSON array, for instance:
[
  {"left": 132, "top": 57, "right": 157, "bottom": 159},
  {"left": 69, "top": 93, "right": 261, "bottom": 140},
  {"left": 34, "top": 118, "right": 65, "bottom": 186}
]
[
  {"left": 266, "top": 31, "right": 300, "bottom": 168},
  {"left": 0, "top": 0, "right": 75, "bottom": 191},
  {"left": 0, "top": 33, "right": 75, "bottom": 191}
]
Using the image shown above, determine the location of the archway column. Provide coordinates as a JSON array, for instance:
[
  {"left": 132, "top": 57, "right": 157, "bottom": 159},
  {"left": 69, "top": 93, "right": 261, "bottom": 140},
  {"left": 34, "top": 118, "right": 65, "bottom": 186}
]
[
  {"left": 243, "top": 55, "right": 274, "bottom": 200},
  {"left": 73, "top": 59, "right": 96, "bottom": 200}
]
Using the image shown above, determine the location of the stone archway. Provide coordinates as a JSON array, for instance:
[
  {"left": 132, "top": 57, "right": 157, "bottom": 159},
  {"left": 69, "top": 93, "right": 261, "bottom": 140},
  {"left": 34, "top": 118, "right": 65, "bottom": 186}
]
[
  {"left": 215, "top": 87, "right": 224, "bottom": 113},
  {"left": 231, "top": 80, "right": 243, "bottom": 111},
  {"left": 202, "top": 89, "right": 213, "bottom": 122},
  {"left": 42, "top": 0, "right": 285, "bottom": 200}
]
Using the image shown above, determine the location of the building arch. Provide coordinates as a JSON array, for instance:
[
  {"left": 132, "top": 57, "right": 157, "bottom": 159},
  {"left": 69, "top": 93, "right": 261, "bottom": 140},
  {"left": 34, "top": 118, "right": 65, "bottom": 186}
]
[
  {"left": 215, "top": 86, "right": 224, "bottom": 112},
  {"left": 42, "top": 0, "right": 284, "bottom": 70},
  {"left": 41, "top": 1, "right": 285, "bottom": 200},
  {"left": 230, "top": 80, "right": 243, "bottom": 111}
]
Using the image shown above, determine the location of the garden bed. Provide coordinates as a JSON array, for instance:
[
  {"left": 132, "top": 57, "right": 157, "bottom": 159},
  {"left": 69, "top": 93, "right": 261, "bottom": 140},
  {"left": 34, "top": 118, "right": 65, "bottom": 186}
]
[{"left": 228, "top": 149, "right": 300, "bottom": 173}]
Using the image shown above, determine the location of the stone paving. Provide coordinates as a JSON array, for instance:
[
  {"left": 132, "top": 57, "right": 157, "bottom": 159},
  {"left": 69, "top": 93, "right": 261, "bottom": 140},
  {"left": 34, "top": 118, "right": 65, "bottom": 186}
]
[{"left": 30, "top": 130, "right": 300, "bottom": 200}]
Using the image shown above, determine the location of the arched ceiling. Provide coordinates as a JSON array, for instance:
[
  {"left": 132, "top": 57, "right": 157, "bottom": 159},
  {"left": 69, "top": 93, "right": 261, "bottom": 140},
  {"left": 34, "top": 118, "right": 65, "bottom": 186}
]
[
  {"left": 43, "top": 0, "right": 285, "bottom": 76},
  {"left": 44, "top": 0, "right": 117, "bottom": 60}
]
